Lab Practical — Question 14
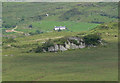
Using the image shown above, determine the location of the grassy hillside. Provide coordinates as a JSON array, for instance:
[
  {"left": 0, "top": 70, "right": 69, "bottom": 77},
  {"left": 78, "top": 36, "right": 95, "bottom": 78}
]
[
  {"left": 2, "top": 2, "right": 118, "bottom": 25},
  {"left": 2, "top": 44, "right": 118, "bottom": 81},
  {"left": 2, "top": 2, "right": 118, "bottom": 35},
  {"left": 2, "top": 22, "right": 118, "bottom": 81},
  {"left": 2, "top": 2, "right": 118, "bottom": 81},
  {"left": 31, "top": 21, "right": 99, "bottom": 32}
]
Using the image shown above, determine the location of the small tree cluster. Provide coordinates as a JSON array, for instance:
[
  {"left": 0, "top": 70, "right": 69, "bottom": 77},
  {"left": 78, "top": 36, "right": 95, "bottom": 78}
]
[
  {"left": 29, "top": 30, "right": 43, "bottom": 35},
  {"left": 42, "top": 39, "right": 54, "bottom": 51},
  {"left": 83, "top": 34, "right": 101, "bottom": 46},
  {"left": 3, "top": 38, "right": 16, "bottom": 43}
]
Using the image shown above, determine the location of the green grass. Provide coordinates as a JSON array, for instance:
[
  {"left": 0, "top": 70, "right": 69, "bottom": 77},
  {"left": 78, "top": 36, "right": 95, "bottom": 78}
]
[
  {"left": 2, "top": 2, "right": 118, "bottom": 34},
  {"left": 2, "top": 22, "right": 118, "bottom": 81},
  {"left": 2, "top": 2, "right": 118, "bottom": 81},
  {"left": 31, "top": 21, "right": 99, "bottom": 32},
  {"left": 2, "top": 41, "right": 118, "bottom": 81}
]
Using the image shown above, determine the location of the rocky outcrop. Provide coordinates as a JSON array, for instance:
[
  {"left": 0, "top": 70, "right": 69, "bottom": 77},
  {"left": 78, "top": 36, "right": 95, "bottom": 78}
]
[
  {"left": 59, "top": 45, "right": 67, "bottom": 51},
  {"left": 48, "top": 46, "right": 55, "bottom": 52},
  {"left": 70, "top": 43, "right": 79, "bottom": 49},
  {"left": 43, "top": 49, "right": 46, "bottom": 52},
  {"left": 40, "top": 36, "right": 102, "bottom": 52},
  {"left": 43, "top": 40, "right": 86, "bottom": 52},
  {"left": 65, "top": 41, "right": 70, "bottom": 49},
  {"left": 54, "top": 44, "right": 59, "bottom": 51}
]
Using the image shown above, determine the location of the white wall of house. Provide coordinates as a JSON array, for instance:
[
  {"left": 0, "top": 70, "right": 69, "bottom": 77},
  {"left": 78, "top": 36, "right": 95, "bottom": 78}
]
[
  {"left": 54, "top": 28, "right": 60, "bottom": 30},
  {"left": 54, "top": 26, "right": 66, "bottom": 30},
  {"left": 54, "top": 27, "right": 66, "bottom": 30}
]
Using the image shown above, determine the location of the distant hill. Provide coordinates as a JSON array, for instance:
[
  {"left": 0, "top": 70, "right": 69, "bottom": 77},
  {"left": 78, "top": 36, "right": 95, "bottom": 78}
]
[{"left": 2, "top": 2, "right": 118, "bottom": 29}]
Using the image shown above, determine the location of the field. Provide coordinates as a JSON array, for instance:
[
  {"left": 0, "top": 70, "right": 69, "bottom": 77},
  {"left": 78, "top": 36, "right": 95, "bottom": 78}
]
[
  {"left": 2, "top": 2, "right": 118, "bottom": 34},
  {"left": 31, "top": 21, "right": 99, "bottom": 32},
  {"left": 2, "top": 42, "right": 118, "bottom": 81},
  {"left": 2, "top": 22, "right": 118, "bottom": 81},
  {"left": 2, "top": 2, "right": 118, "bottom": 81}
]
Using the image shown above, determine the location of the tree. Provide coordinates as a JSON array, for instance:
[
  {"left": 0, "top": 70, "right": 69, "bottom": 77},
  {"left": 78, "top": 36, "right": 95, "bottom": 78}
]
[
  {"left": 35, "top": 30, "right": 43, "bottom": 34},
  {"left": 83, "top": 34, "right": 101, "bottom": 46},
  {"left": 34, "top": 46, "right": 43, "bottom": 53},
  {"left": 42, "top": 39, "right": 54, "bottom": 51},
  {"left": 29, "top": 24, "right": 32, "bottom": 28}
]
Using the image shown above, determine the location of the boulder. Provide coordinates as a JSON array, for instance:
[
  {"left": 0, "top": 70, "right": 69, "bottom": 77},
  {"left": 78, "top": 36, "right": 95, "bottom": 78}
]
[
  {"left": 54, "top": 44, "right": 59, "bottom": 51},
  {"left": 79, "top": 42, "right": 85, "bottom": 48},
  {"left": 70, "top": 43, "right": 79, "bottom": 49},
  {"left": 43, "top": 49, "right": 46, "bottom": 52},
  {"left": 65, "top": 42, "right": 70, "bottom": 49},
  {"left": 59, "top": 45, "right": 67, "bottom": 51},
  {"left": 79, "top": 45, "right": 85, "bottom": 48},
  {"left": 48, "top": 46, "right": 55, "bottom": 52}
]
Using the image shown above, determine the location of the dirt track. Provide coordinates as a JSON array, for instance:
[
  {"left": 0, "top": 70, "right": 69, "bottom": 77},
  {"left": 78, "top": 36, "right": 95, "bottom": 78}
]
[{"left": 34, "top": 36, "right": 63, "bottom": 42}]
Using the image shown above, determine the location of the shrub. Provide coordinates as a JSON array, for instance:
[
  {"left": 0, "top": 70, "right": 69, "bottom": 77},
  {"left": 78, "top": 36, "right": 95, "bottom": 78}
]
[
  {"left": 34, "top": 46, "right": 43, "bottom": 53},
  {"left": 83, "top": 34, "right": 101, "bottom": 46},
  {"left": 11, "top": 44, "right": 20, "bottom": 48},
  {"left": 42, "top": 39, "right": 54, "bottom": 51},
  {"left": 29, "top": 24, "right": 32, "bottom": 28},
  {"left": 3, "top": 38, "right": 16, "bottom": 43},
  {"left": 2, "top": 23, "right": 12, "bottom": 28},
  {"left": 77, "top": 32, "right": 86, "bottom": 36},
  {"left": 29, "top": 32, "right": 35, "bottom": 35},
  {"left": 69, "top": 39, "right": 79, "bottom": 45},
  {"left": 35, "top": 30, "right": 43, "bottom": 34}
]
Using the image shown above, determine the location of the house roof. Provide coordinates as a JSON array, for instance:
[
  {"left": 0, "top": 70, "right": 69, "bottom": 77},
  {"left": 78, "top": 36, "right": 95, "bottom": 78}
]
[
  {"left": 6, "top": 30, "right": 13, "bottom": 32},
  {"left": 54, "top": 26, "right": 66, "bottom": 28}
]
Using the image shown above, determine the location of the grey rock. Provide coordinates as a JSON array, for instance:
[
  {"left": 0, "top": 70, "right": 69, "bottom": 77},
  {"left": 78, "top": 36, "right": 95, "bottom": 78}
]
[
  {"left": 79, "top": 45, "right": 85, "bottom": 48},
  {"left": 54, "top": 44, "right": 59, "bottom": 51},
  {"left": 48, "top": 46, "right": 55, "bottom": 52},
  {"left": 59, "top": 45, "right": 67, "bottom": 51},
  {"left": 43, "top": 49, "right": 46, "bottom": 52},
  {"left": 65, "top": 42, "right": 70, "bottom": 49},
  {"left": 70, "top": 43, "right": 79, "bottom": 49}
]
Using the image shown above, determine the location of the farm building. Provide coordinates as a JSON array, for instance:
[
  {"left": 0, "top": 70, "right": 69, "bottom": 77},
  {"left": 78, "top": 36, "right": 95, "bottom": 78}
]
[{"left": 53, "top": 26, "right": 67, "bottom": 31}]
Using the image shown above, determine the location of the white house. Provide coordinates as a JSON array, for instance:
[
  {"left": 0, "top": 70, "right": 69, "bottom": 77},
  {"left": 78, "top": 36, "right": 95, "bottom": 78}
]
[
  {"left": 53, "top": 26, "right": 66, "bottom": 31},
  {"left": 46, "top": 13, "right": 49, "bottom": 16}
]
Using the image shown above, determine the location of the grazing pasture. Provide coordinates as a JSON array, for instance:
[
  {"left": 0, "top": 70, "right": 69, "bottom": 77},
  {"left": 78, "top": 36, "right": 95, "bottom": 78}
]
[
  {"left": 2, "top": 40, "right": 118, "bottom": 81},
  {"left": 31, "top": 21, "right": 99, "bottom": 32},
  {"left": 2, "top": 22, "right": 118, "bottom": 81},
  {"left": 2, "top": 2, "right": 118, "bottom": 81}
]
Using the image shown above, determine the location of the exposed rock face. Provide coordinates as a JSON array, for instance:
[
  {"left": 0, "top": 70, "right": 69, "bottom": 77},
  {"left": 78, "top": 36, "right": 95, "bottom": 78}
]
[
  {"left": 46, "top": 39, "right": 86, "bottom": 52},
  {"left": 48, "top": 46, "right": 55, "bottom": 52},
  {"left": 43, "top": 49, "right": 46, "bottom": 52},
  {"left": 79, "top": 45, "right": 85, "bottom": 48},
  {"left": 79, "top": 42, "right": 85, "bottom": 48},
  {"left": 59, "top": 45, "right": 67, "bottom": 51},
  {"left": 54, "top": 44, "right": 59, "bottom": 51},
  {"left": 70, "top": 43, "right": 79, "bottom": 49},
  {"left": 47, "top": 44, "right": 67, "bottom": 52},
  {"left": 65, "top": 42, "right": 70, "bottom": 49},
  {"left": 41, "top": 36, "right": 102, "bottom": 52}
]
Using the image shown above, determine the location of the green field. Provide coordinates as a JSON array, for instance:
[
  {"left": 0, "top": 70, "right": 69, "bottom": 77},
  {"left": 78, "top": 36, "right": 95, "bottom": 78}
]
[
  {"left": 2, "top": 2, "right": 118, "bottom": 35},
  {"left": 31, "top": 21, "right": 99, "bottom": 32},
  {"left": 2, "top": 42, "right": 118, "bottom": 81},
  {"left": 2, "top": 2, "right": 118, "bottom": 81},
  {"left": 2, "top": 22, "right": 118, "bottom": 81}
]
